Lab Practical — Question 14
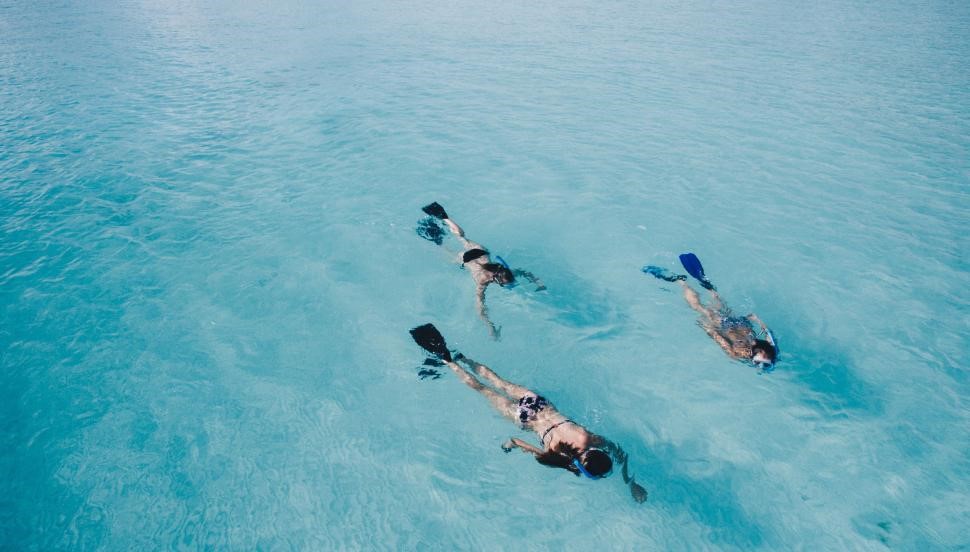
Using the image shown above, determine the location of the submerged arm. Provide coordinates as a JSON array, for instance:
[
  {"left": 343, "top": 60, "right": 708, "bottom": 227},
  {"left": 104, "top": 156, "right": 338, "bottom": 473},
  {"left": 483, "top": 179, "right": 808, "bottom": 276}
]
[
  {"left": 502, "top": 437, "right": 543, "bottom": 456},
  {"left": 702, "top": 325, "right": 735, "bottom": 357},
  {"left": 512, "top": 268, "right": 546, "bottom": 291},
  {"left": 592, "top": 435, "right": 648, "bottom": 503},
  {"left": 747, "top": 313, "right": 769, "bottom": 336},
  {"left": 476, "top": 284, "right": 500, "bottom": 339}
]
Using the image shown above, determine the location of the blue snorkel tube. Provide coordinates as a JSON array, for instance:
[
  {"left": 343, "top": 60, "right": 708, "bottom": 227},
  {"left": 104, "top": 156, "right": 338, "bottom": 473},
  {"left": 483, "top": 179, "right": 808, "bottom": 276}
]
[
  {"left": 573, "top": 458, "right": 602, "bottom": 480},
  {"left": 767, "top": 328, "right": 778, "bottom": 366},
  {"left": 765, "top": 328, "right": 777, "bottom": 353},
  {"left": 494, "top": 255, "right": 518, "bottom": 288}
]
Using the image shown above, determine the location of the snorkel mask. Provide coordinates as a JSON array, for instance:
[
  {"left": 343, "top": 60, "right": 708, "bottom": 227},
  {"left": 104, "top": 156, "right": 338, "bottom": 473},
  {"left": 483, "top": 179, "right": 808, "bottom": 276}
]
[
  {"left": 494, "top": 255, "right": 517, "bottom": 288},
  {"left": 572, "top": 448, "right": 611, "bottom": 480},
  {"left": 752, "top": 329, "right": 778, "bottom": 371},
  {"left": 753, "top": 359, "right": 774, "bottom": 371}
]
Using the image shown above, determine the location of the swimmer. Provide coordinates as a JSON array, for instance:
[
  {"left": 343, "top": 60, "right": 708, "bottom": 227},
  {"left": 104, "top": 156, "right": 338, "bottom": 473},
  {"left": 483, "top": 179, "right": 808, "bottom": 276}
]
[
  {"left": 409, "top": 323, "right": 648, "bottom": 503},
  {"left": 643, "top": 253, "right": 778, "bottom": 371},
  {"left": 420, "top": 202, "right": 545, "bottom": 339}
]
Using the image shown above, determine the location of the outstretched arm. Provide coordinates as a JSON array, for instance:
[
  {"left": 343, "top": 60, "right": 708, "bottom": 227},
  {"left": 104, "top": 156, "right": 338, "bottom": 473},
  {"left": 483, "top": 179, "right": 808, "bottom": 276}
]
[
  {"left": 747, "top": 313, "right": 769, "bottom": 336},
  {"left": 476, "top": 284, "right": 500, "bottom": 339},
  {"left": 592, "top": 435, "right": 648, "bottom": 503},
  {"left": 502, "top": 437, "right": 543, "bottom": 456},
  {"left": 512, "top": 268, "right": 546, "bottom": 291}
]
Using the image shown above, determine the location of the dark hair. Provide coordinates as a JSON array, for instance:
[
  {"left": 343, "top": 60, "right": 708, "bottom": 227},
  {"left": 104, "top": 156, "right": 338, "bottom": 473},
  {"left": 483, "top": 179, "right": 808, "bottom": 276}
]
[
  {"left": 582, "top": 449, "right": 613, "bottom": 477},
  {"left": 482, "top": 263, "right": 515, "bottom": 285},
  {"left": 752, "top": 339, "right": 776, "bottom": 362},
  {"left": 535, "top": 442, "right": 581, "bottom": 476}
]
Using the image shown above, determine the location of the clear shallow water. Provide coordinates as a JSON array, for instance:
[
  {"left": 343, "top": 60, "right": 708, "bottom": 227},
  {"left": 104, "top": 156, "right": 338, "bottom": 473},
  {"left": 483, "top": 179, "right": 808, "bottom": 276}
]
[{"left": 2, "top": 0, "right": 968, "bottom": 549}]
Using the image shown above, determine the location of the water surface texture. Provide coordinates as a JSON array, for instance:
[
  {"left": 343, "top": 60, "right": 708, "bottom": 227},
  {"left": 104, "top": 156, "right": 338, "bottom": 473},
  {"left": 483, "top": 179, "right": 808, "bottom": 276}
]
[{"left": 2, "top": 0, "right": 969, "bottom": 549}]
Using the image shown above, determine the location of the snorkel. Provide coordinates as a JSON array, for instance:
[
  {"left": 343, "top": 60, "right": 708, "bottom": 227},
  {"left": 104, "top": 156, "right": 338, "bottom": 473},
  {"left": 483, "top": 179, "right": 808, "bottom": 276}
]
[
  {"left": 572, "top": 448, "right": 612, "bottom": 480},
  {"left": 765, "top": 328, "right": 777, "bottom": 351},
  {"left": 573, "top": 458, "right": 602, "bottom": 480},
  {"left": 764, "top": 328, "right": 778, "bottom": 365}
]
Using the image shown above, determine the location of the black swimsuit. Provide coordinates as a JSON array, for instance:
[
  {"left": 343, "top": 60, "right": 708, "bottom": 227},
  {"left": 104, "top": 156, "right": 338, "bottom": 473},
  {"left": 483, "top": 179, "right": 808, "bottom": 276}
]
[
  {"left": 462, "top": 248, "right": 489, "bottom": 264},
  {"left": 517, "top": 393, "right": 548, "bottom": 425}
]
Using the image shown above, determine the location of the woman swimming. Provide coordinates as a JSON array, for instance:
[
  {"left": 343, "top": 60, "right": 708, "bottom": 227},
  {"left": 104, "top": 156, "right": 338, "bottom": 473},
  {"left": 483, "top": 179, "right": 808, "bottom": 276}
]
[
  {"left": 643, "top": 253, "right": 777, "bottom": 370},
  {"left": 409, "top": 323, "right": 647, "bottom": 503},
  {"left": 419, "top": 202, "right": 545, "bottom": 339},
  {"left": 681, "top": 283, "right": 776, "bottom": 367}
]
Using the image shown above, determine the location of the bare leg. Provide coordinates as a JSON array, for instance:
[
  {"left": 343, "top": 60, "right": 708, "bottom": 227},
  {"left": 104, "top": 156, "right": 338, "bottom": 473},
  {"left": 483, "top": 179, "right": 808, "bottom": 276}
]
[
  {"left": 457, "top": 356, "right": 531, "bottom": 398},
  {"left": 445, "top": 361, "right": 518, "bottom": 421},
  {"left": 680, "top": 281, "right": 718, "bottom": 325},
  {"left": 443, "top": 219, "right": 475, "bottom": 249},
  {"left": 680, "top": 280, "right": 705, "bottom": 313},
  {"left": 443, "top": 218, "right": 464, "bottom": 237},
  {"left": 708, "top": 290, "right": 725, "bottom": 312}
]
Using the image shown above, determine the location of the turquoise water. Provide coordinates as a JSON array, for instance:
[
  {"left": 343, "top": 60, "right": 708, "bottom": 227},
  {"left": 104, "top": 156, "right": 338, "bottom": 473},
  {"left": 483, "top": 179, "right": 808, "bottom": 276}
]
[{"left": 2, "top": 0, "right": 969, "bottom": 548}]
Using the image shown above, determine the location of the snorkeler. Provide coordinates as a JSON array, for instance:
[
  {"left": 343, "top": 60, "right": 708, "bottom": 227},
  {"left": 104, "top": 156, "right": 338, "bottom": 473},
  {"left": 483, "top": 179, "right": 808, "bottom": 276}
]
[
  {"left": 409, "top": 323, "right": 648, "bottom": 503},
  {"left": 418, "top": 202, "right": 545, "bottom": 339},
  {"left": 643, "top": 253, "right": 778, "bottom": 371}
]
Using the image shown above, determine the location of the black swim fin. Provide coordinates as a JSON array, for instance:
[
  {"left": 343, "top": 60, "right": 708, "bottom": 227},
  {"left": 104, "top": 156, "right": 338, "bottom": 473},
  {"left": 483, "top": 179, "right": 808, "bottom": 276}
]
[
  {"left": 416, "top": 217, "right": 445, "bottom": 245},
  {"left": 642, "top": 265, "right": 687, "bottom": 283},
  {"left": 409, "top": 323, "right": 452, "bottom": 361},
  {"left": 421, "top": 202, "right": 449, "bottom": 220}
]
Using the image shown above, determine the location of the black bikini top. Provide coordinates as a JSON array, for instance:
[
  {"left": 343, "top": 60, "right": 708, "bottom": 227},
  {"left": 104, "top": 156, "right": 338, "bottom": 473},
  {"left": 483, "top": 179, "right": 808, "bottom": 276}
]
[{"left": 540, "top": 419, "right": 575, "bottom": 445}]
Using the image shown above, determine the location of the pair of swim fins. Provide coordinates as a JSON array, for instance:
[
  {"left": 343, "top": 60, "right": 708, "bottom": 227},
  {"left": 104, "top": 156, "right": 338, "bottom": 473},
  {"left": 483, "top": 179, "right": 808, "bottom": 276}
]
[{"left": 643, "top": 253, "right": 715, "bottom": 291}]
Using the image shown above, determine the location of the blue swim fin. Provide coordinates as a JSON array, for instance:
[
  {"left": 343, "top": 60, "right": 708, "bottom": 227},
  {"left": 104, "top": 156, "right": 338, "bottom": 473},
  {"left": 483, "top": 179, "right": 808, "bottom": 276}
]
[
  {"left": 679, "top": 253, "right": 716, "bottom": 291},
  {"left": 641, "top": 265, "right": 687, "bottom": 283}
]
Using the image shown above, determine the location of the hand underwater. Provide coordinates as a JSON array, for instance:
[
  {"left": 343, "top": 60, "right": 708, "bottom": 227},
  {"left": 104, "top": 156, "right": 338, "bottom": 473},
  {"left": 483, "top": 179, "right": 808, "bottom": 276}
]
[{"left": 630, "top": 480, "right": 648, "bottom": 504}]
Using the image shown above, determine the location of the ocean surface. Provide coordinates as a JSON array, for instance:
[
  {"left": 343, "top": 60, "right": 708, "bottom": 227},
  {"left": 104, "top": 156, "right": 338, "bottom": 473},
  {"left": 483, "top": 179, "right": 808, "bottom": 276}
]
[{"left": 2, "top": 0, "right": 968, "bottom": 549}]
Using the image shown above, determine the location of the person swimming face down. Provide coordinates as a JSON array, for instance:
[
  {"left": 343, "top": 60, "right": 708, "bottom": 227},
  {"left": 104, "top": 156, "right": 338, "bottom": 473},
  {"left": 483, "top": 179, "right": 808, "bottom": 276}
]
[{"left": 536, "top": 443, "right": 613, "bottom": 479}]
